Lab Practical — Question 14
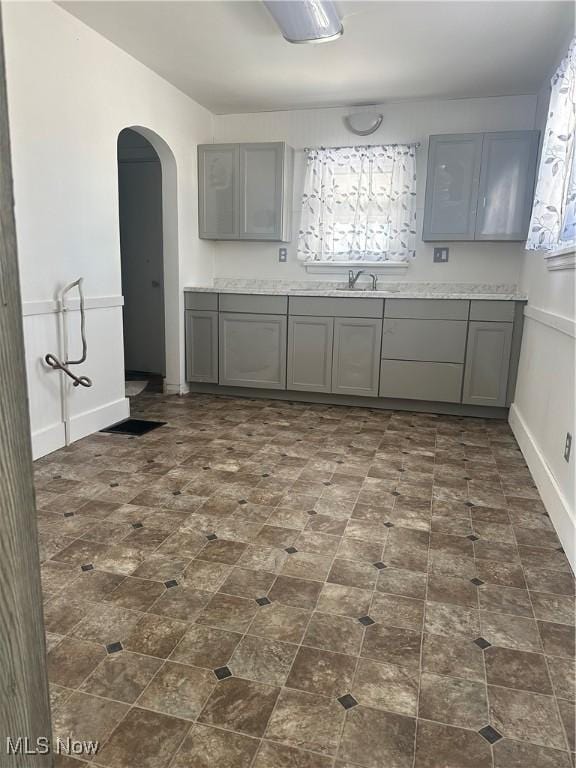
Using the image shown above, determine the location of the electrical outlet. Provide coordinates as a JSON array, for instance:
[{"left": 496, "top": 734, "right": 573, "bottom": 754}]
[
  {"left": 278, "top": 248, "right": 288, "bottom": 263},
  {"left": 433, "top": 247, "right": 449, "bottom": 263},
  {"left": 564, "top": 432, "right": 572, "bottom": 463}
]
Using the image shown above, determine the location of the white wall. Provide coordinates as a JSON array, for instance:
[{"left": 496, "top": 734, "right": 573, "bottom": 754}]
[
  {"left": 509, "top": 43, "right": 576, "bottom": 570},
  {"left": 213, "top": 95, "right": 537, "bottom": 284},
  {"left": 3, "top": 1, "right": 215, "bottom": 457}
]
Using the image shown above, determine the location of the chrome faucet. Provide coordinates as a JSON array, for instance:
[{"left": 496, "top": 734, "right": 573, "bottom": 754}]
[{"left": 347, "top": 269, "right": 378, "bottom": 291}]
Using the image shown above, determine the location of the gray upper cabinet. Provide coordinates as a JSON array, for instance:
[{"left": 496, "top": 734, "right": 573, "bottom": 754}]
[
  {"left": 475, "top": 131, "right": 540, "bottom": 241},
  {"left": 198, "top": 142, "right": 294, "bottom": 241},
  {"left": 185, "top": 310, "right": 218, "bottom": 383},
  {"left": 423, "top": 131, "right": 539, "bottom": 242},
  {"left": 219, "top": 312, "right": 287, "bottom": 389},
  {"left": 332, "top": 318, "right": 382, "bottom": 397},
  {"left": 423, "top": 134, "right": 483, "bottom": 241},
  {"left": 462, "top": 321, "right": 513, "bottom": 407},
  {"left": 198, "top": 144, "right": 239, "bottom": 239},
  {"left": 287, "top": 316, "right": 333, "bottom": 393}
]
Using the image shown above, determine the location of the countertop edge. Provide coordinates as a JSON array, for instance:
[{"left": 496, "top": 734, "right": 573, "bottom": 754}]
[{"left": 183, "top": 286, "right": 527, "bottom": 301}]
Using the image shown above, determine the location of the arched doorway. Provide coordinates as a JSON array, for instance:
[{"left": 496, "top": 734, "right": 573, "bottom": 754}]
[{"left": 117, "top": 126, "right": 179, "bottom": 396}]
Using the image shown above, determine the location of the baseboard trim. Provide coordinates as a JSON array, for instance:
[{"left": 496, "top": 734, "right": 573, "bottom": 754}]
[
  {"left": 509, "top": 403, "right": 575, "bottom": 573},
  {"left": 165, "top": 383, "right": 189, "bottom": 396},
  {"left": 31, "top": 422, "right": 66, "bottom": 460},
  {"left": 68, "top": 397, "right": 130, "bottom": 443}
]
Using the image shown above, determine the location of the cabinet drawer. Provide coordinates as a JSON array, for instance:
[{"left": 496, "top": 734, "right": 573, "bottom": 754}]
[
  {"left": 289, "top": 296, "right": 383, "bottom": 319},
  {"left": 384, "top": 299, "right": 469, "bottom": 320},
  {"left": 219, "top": 293, "right": 288, "bottom": 314},
  {"left": 381, "top": 319, "right": 467, "bottom": 363},
  {"left": 379, "top": 360, "right": 463, "bottom": 403},
  {"left": 469, "top": 300, "right": 516, "bottom": 322},
  {"left": 184, "top": 292, "right": 218, "bottom": 311}
]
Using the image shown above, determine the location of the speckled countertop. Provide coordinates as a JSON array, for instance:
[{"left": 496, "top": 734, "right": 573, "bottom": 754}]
[{"left": 184, "top": 279, "right": 527, "bottom": 301}]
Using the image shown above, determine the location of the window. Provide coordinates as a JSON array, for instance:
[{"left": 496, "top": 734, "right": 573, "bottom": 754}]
[
  {"left": 527, "top": 38, "right": 576, "bottom": 264},
  {"left": 297, "top": 144, "right": 417, "bottom": 264}
]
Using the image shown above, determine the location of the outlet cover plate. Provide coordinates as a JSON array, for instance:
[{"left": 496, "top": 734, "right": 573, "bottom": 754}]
[
  {"left": 278, "top": 248, "right": 288, "bottom": 262},
  {"left": 433, "top": 247, "right": 449, "bottom": 263},
  {"left": 565, "top": 432, "right": 572, "bottom": 462}
]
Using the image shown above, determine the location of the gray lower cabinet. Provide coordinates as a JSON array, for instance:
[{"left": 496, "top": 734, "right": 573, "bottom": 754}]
[
  {"left": 331, "top": 318, "right": 382, "bottom": 397},
  {"left": 185, "top": 310, "right": 218, "bottom": 383},
  {"left": 380, "top": 360, "right": 463, "bottom": 403},
  {"left": 381, "top": 318, "right": 467, "bottom": 363},
  {"left": 219, "top": 312, "right": 287, "bottom": 389},
  {"left": 462, "top": 321, "right": 513, "bottom": 407},
  {"left": 287, "top": 316, "right": 333, "bottom": 393}
]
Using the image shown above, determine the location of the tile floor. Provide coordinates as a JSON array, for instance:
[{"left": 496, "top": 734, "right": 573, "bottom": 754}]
[{"left": 35, "top": 393, "right": 575, "bottom": 768}]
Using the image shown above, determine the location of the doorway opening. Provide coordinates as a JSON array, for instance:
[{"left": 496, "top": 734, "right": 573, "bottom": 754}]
[{"left": 117, "top": 128, "right": 166, "bottom": 396}]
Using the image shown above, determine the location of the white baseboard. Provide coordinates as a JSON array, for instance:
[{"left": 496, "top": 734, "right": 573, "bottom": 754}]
[
  {"left": 31, "top": 422, "right": 66, "bottom": 460},
  {"left": 509, "top": 403, "right": 575, "bottom": 573},
  {"left": 164, "top": 382, "right": 189, "bottom": 396},
  {"left": 68, "top": 397, "right": 130, "bottom": 443}
]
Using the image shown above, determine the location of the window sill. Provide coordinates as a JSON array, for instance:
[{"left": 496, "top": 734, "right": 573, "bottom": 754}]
[
  {"left": 544, "top": 245, "right": 576, "bottom": 271},
  {"left": 302, "top": 261, "right": 409, "bottom": 274}
]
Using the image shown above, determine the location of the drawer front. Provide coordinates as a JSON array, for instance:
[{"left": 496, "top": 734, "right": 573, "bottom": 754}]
[
  {"left": 379, "top": 360, "right": 463, "bottom": 403},
  {"left": 381, "top": 319, "right": 467, "bottom": 363},
  {"left": 289, "top": 296, "right": 384, "bottom": 319},
  {"left": 184, "top": 292, "right": 218, "bottom": 311},
  {"left": 219, "top": 293, "right": 288, "bottom": 314},
  {"left": 469, "top": 300, "right": 516, "bottom": 322},
  {"left": 384, "top": 298, "right": 469, "bottom": 320}
]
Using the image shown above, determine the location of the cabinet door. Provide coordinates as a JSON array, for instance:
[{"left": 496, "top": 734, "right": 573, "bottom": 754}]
[
  {"left": 198, "top": 144, "right": 239, "bottom": 239},
  {"left": 423, "top": 134, "right": 483, "bottom": 241},
  {"left": 185, "top": 310, "right": 218, "bottom": 383},
  {"left": 475, "top": 131, "right": 539, "bottom": 241},
  {"left": 331, "top": 318, "right": 382, "bottom": 397},
  {"left": 462, "top": 321, "right": 513, "bottom": 407},
  {"left": 219, "top": 313, "right": 287, "bottom": 389},
  {"left": 287, "top": 316, "right": 333, "bottom": 393},
  {"left": 239, "top": 143, "right": 284, "bottom": 240}
]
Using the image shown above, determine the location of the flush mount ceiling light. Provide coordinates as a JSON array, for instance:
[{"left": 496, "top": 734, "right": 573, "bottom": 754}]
[
  {"left": 344, "top": 111, "right": 384, "bottom": 136},
  {"left": 263, "top": 0, "right": 343, "bottom": 44}
]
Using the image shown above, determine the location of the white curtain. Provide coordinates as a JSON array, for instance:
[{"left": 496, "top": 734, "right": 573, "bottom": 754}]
[
  {"left": 527, "top": 38, "right": 576, "bottom": 251},
  {"left": 297, "top": 144, "right": 417, "bottom": 263}
]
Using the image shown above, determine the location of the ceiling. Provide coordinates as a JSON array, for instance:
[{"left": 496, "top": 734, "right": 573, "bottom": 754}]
[{"left": 59, "top": 1, "right": 573, "bottom": 114}]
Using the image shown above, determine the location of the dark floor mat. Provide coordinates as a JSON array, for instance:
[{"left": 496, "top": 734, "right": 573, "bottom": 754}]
[{"left": 100, "top": 419, "right": 166, "bottom": 436}]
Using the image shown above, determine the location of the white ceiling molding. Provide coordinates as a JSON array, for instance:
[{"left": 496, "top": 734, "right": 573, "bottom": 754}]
[{"left": 544, "top": 246, "right": 576, "bottom": 271}]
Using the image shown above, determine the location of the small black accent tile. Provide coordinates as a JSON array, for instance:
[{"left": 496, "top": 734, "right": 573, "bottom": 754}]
[
  {"left": 285, "top": 547, "right": 298, "bottom": 555},
  {"left": 110, "top": 482, "right": 119, "bottom": 488},
  {"left": 392, "top": 491, "right": 400, "bottom": 497},
  {"left": 338, "top": 694, "right": 358, "bottom": 710},
  {"left": 106, "top": 641, "right": 123, "bottom": 654},
  {"left": 164, "top": 580, "right": 178, "bottom": 589},
  {"left": 238, "top": 500, "right": 248, "bottom": 505},
  {"left": 478, "top": 725, "right": 502, "bottom": 744},
  {"left": 203, "top": 466, "right": 211, "bottom": 471},
  {"left": 214, "top": 666, "right": 232, "bottom": 680},
  {"left": 323, "top": 482, "right": 331, "bottom": 486},
  {"left": 81, "top": 564, "right": 94, "bottom": 572},
  {"left": 132, "top": 522, "right": 143, "bottom": 529},
  {"left": 63, "top": 512, "right": 74, "bottom": 518},
  {"left": 261, "top": 473, "right": 270, "bottom": 478},
  {"left": 172, "top": 491, "right": 181, "bottom": 496},
  {"left": 101, "top": 419, "right": 166, "bottom": 437},
  {"left": 206, "top": 533, "right": 218, "bottom": 541},
  {"left": 307, "top": 510, "right": 317, "bottom": 516},
  {"left": 53, "top": 475, "right": 62, "bottom": 479},
  {"left": 470, "top": 578, "right": 484, "bottom": 586},
  {"left": 373, "top": 562, "right": 387, "bottom": 570},
  {"left": 147, "top": 459, "right": 154, "bottom": 464},
  {"left": 255, "top": 597, "right": 271, "bottom": 606},
  {"left": 384, "top": 522, "right": 394, "bottom": 528},
  {"left": 467, "top": 535, "right": 479, "bottom": 541},
  {"left": 473, "top": 637, "right": 492, "bottom": 650},
  {"left": 465, "top": 501, "right": 475, "bottom": 508},
  {"left": 358, "top": 616, "right": 375, "bottom": 627}
]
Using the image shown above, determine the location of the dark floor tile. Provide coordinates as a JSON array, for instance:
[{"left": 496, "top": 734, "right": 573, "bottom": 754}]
[
  {"left": 254, "top": 740, "right": 332, "bottom": 768},
  {"left": 539, "top": 621, "right": 576, "bottom": 658},
  {"left": 339, "top": 705, "right": 416, "bottom": 768},
  {"left": 493, "top": 739, "right": 572, "bottom": 768},
  {"left": 376, "top": 567, "right": 427, "bottom": 600},
  {"left": 481, "top": 611, "right": 542, "bottom": 652},
  {"left": 248, "top": 601, "right": 311, "bottom": 644},
  {"left": 95, "top": 706, "right": 189, "bottom": 768},
  {"left": 51, "top": 690, "right": 129, "bottom": 747},
  {"left": 265, "top": 688, "right": 345, "bottom": 756},
  {"left": 558, "top": 699, "right": 575, "bottom": 751},
  {"left": 352, "top": 657, "right": 419, "bottom": 716},
  {"left": 475, "top": 558, "right": 527, "bottom": 588},
  {"left": 478, "top": 584, "right": 534, "bottom": 617},
  {"left": 337, "top": 537, "right": 383, "bottom": 564},
  {"left": 80, "top": 650, "right": 162, "bottom": 702},
  {"left": 414, "top": 720, "right": 492, "bottom": 768},
  {"left": 172, "top": 723, "right": 259, "bottom": 768},
  {"left": 425, "top": 602, "right": 480, "bottom": 638},
  {"left": 519, "top": 546, "right": 571, "bottom": 573},
  {"left": 198, "top": 677, "right": 280, "bottom": 737},
  {"left": 138, "top": 660, "right": 215, "bottom": 719},
  {"left": 148, "top": 585, "right": 211, "bottom": 622},
  {"left": 65, "top": 569, "right": 126, "bottom": 602},
  {"left": 47, "top": 636, "right": 107, "bottom": 688},
  {"left": 170, "top": 624, "right": 242, "bottom": 668},
  {"left": 524, "top": 567, "right": 575, "bottom": 596},
  {"left": 370, "top": 592, "right": 424, "bottom": 631},
  {"left": 229, "top": 634, "right": 297, "bottom": 686},
  {"left": 218, "top": 566, "right": 276, "bottom": 599},
  {"left": 316, "top": 583, "right": 372, "bottom": 618},
  {"left": 182, "top": 559, "right": 232, "bottom": 591},
  {"left": 427, "top": 573, "right": 478, "bottom": 608},
  {"left": 531, "top": 593, "right": 575, "bottom": 625},
  {"left": 281, "top": 551, "right": 332, "bottom": 581},
  {"left": 489, "top": 685, "right": 567, "bottom": 749},
  {"left": 327, "top": 558, "right": 377, "bottom": 590},
  {"left": 197, "top": 538, "right": 248, "bottom": 565},
  {"left": 361, "top": 624, "right": 422, "bottom": 670},
  {"left": 485, "top": 646, "right": 552, "bottom": 693},
  {"left": 419, "top": 672, "right": 488, "bottom": 729},
  {"left": 548, "top": 656, "right": 575, "bottom": 701},
  {"left": 195, "top": 592, "right": 259, "bottom": 632},
  {"left": 104, "top": 576, "right": 166, "bottom": 611},
  {"left": 267, "top": 575, "right": 323, "bottom": 610},
  {"left": 303, "top": 612, "right": 364, "bottom": 656},
  {"left": 286, "top": 646, "right": 356, "bottom": 698},
  {"left": 421, "top": 633, "right": 485, "bottom": 682}
]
